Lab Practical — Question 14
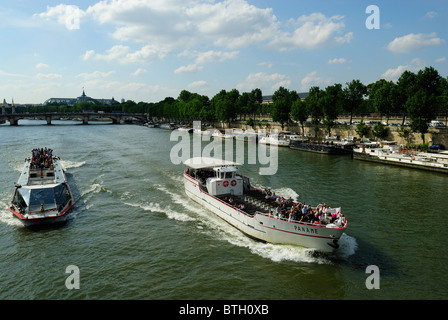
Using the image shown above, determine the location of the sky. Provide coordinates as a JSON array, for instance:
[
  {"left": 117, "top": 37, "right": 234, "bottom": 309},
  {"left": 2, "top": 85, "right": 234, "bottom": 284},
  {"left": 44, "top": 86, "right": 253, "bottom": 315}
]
[{"left": 0, "top": 0, "right": 447, "bottom": 104}]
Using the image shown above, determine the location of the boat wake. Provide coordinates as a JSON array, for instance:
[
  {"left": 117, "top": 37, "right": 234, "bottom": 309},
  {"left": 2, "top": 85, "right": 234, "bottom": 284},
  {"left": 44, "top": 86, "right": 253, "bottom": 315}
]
[
  {"left": 0, "top": 199, "right": 22, "bottom": 227},
  {"left": 60, "top": 160, "right": 86, "bottom": 170},
  {"left": 333, "top": 233, "right": 358, "bottom": 259},
  {"left": 124, "top": 201, "right": 195, "bottom": 222}
]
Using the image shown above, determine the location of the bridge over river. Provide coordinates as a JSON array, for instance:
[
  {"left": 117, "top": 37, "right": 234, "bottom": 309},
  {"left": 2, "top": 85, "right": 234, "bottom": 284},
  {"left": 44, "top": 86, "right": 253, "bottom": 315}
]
[{"left": 0, "top": 112, "right": 147, "bottom": 125}]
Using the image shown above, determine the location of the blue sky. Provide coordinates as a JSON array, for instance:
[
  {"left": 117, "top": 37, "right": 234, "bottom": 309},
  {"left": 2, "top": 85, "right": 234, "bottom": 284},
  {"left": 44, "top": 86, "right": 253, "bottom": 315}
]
[{"left": 0, "top": 0, "right": 447, "bottom": 104}]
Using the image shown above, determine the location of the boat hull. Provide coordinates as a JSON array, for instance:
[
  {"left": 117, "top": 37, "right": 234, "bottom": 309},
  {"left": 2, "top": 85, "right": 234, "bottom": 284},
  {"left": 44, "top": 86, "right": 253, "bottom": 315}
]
[
  {"left": 290, "top": 141, "right": 353, "bottom": 155},
  {"left": 9, "top": 196, "right": 75, "bottom": 227},
  {"left": 184, "top": 173, "right": 345, "bottom": 253}
]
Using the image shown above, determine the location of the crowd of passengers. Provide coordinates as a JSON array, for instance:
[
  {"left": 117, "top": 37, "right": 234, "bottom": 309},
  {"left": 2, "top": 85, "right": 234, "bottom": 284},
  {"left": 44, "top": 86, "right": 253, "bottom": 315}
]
[
  {"left": 31, "top": 148, "right": 54, "bottom": 170},
  {"left": 262, "top": 188, "right": 346, "bottom": 227}
]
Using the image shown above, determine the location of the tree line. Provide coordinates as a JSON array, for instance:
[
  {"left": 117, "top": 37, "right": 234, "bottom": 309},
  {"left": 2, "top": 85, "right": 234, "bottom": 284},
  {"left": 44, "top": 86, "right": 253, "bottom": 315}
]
[
  {"left": 141, "top": 65, "right": 448, "bottom": 143},
  {"left": 8, "top": 66, "right": 448, "bottom": 140}
]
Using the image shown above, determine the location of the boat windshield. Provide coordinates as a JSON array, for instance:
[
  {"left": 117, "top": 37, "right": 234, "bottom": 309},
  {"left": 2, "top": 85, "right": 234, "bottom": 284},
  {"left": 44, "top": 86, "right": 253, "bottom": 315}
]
[
  {"left": 29, "top": 188, "right": 57, "bottom": 212},
  {"left": 13, "top": 183, "right": 71, "bottom": 213}
]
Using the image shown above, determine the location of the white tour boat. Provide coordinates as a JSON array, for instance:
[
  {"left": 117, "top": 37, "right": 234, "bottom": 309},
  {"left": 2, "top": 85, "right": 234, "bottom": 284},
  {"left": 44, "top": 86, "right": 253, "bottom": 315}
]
[
  {"left": 8, "top": 148, "right": 75, "bottom": 227},
  {"left": 183, "top": 157, "right": 347, "bottom": 253},
  {"left": 258, "top": 132, "right": 290, "bottom": 147}
]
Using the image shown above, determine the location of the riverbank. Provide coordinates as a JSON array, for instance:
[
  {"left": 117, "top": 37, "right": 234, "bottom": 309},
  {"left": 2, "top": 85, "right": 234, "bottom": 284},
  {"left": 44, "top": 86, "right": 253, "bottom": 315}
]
[{"left": 150, "top": 117, "right": 448, "bottom": 148}]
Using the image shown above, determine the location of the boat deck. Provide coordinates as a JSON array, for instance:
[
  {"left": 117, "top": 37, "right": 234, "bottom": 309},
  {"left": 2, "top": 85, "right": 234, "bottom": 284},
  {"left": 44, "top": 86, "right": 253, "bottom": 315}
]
[{"left": 17, "top": 158, "right": 67, "bottom": 187}]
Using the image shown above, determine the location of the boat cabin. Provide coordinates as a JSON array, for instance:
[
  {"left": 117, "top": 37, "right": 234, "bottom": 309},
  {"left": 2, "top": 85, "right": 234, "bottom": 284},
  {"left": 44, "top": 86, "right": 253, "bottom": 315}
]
[
  {"left": 206, "top": 166, "right": 243, "bottom": 197},
  {"left": 184, "top": 157, "right": 244, "bottom": 197}
]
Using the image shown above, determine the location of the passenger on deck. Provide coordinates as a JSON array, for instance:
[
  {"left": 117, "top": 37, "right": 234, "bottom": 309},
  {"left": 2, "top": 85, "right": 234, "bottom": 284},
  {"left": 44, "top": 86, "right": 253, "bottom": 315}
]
[{"left": 335, "top": 214, "right": 346, "bottom": 226}]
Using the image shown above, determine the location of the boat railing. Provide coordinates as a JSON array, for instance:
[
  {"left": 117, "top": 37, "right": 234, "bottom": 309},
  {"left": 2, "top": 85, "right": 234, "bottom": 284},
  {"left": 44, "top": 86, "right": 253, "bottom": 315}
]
[
  {"left": 29, "top": 168, "right": 55, "bottom": 180},
  {"left": 254, "top": 210, "right": 347, "bottom": 228}
]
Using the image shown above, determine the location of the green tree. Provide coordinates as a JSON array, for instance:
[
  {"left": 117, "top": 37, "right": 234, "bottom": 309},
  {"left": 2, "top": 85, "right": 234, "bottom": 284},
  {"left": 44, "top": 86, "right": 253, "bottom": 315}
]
[
  {"left": 290, "top": 98, "right": 308, "bottom": 135},
  {"left": 213, "top": 89, "right": 238, "bottom": 125},
  {"left": 396, "top": 70, "right": 416, "bottom": 125},
  {"left": 320, "top": 83, "right": 343, "bottom": 136},
  {"left": 440, "top": 76, "right": 448, "bottom": 124},
  {"left": 343, "top": 79, "right": 367, "bottom": 124},
  {"left": 397, "top": 126, "right": 412, "bottom": 145},
  {"left": 406, "top": 67, "right": 442, "bottom": 142},
  {"left": 356, "top": 119, "right": 369, "bottom": 139},
  {"left": 249, "top": 88, "right": 263, "bottom": 121},
  {"left": 271, "top": 86, "right": 294, "bottom": 130},
  {"left": 305, "top": 86, "right": 324, "bottom": 137},
  {"left": 371, "top": 122, "right": 389, "bottom": 141},
  {"left": 370, "top": 79, "right": 394, "bottom": 123}
]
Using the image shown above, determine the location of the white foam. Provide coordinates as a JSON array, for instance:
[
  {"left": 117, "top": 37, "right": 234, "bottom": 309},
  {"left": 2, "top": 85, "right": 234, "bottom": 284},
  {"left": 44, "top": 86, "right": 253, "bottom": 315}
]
[
  {"left": 334, "top": 233, "right": 358, "bottom": 259},
  {"left": 124, "top": 201, "right": 195, "bottom": 222},
  {"left": 80, "top": 183, "right": 102, "bottom": 197},
  {"left": 60, "top": 160, "right": 86, "bottom": 170},
  {"left": 154, "top": 184, "right": 202, "bottom": 215},
  {"left": 0, "top": 200, "right": 22, "bottom": 227}
]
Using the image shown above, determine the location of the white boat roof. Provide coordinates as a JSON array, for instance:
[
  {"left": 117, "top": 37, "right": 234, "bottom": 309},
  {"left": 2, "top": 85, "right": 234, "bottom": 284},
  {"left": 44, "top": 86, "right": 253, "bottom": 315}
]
[{"left": 184, "top": 157, "right": 241, "bottom": 169}]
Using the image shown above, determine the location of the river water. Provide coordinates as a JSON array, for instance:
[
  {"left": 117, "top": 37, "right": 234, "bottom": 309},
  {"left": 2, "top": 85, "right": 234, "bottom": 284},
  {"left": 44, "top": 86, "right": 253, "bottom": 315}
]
[{"left": 1, "top": 120, "right": 447, "bottom": 300}]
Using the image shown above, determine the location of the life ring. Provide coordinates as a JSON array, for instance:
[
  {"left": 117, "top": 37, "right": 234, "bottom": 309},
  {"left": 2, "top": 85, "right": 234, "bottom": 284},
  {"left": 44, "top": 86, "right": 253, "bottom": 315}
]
[
  {"left": 411, "top": 156, "right": 415, "bottom": 160},
  {"left": 223, "top": 181, "right": 229, "bottom": 187},
  {"left": 231, "top": 180, "right": 237, "bottom": 187}
]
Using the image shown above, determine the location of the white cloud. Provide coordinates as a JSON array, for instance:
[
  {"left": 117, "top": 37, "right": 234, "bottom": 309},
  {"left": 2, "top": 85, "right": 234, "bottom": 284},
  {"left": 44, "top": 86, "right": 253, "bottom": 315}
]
[
  {"left": 435, "top": 57, "right": 446, "bottom": 63},
  {"left": 424, "top": 11, "right": 437, "bottom": 19},
  {"left": 268, "top": 13, "right": 352, "bottom": 51},
  {"left": 188, "top": 80, "right": 208, "bottom": 88},
  {"left": 328, "top": 58, "right": 347, "bottom": 64},
  {"left": 85, "top": 0, "right": 277, "bottom": 51},
  {"left": 300, "top": 71, "right": 331, "bottom": 91},
  {"left": 195, "top": 50, "right": 239, "bottom": 64},
  {"left": 237, "top": 72, "right": 290, "bottom": 92},
  {"left": 81, "top": 44, "right": 169, "bottom": 64},
  {"left": 78, "top": 1, "right": 351, "bottom": 65},
  {"left": 35, "top": 63, "right": 49, "bottom": 69},
  {"left": 76, "top": 71, "right": 115, "bottom": 80},
  {"left": 174, "top": 50, "right": 239, "bottom": 74},
  {"left": 258, "top": 62, "right": 273, "bottom": 68},
  {"left": 387, "top": 32, "right": 444, "bottom": 53},
  {"left": 36, "top": 73, "right": 63, "bottom": 80},
  {"left": 174, "top": 64, "right": 204, "bottom": 74},
  {"left": 381, "top": 58, "right": 426, "bottom": 81},
  {"left": 131, "top": 68, "right": 147, "bottom": 76},
  {"left": 35, "top": 4, "right": 86, "bottom": 30}
]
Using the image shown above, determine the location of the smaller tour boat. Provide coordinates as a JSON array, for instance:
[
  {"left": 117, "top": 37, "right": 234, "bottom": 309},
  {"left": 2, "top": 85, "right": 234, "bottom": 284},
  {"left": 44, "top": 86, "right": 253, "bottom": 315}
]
[
  {"left": 8, "top": 148, "right": 75, "bottom": 227},
  {"left": 258, "top": 132, "right": 290, "bottom": 147},
  {"left": 183, "top": 157, "right": 347, "bottom": 253}
]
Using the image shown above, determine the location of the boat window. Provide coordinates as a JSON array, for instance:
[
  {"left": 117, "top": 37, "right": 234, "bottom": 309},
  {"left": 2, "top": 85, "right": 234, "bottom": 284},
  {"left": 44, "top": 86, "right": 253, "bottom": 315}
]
[
  {"left": 225, "top": 172, "right": 234, "bottom": 179},
  {"left": 54, "top": 184, "right": 70, "bottom": 208},
  {"left": 13, "top": 190, "right": 28, "bottom": 211},
  {"left": 29, "top": 188, "right": 57, "bottom": 212}
]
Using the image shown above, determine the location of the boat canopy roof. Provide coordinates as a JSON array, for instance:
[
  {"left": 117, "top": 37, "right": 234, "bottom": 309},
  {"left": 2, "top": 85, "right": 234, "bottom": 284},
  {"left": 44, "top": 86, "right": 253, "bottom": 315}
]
[
  {"left": 213, "top": 166, "right": 238, "bottom": 173},
  {"left": 184, "top": 157, "right": 241, "bottom": 169}
]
